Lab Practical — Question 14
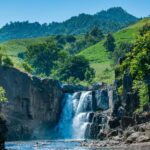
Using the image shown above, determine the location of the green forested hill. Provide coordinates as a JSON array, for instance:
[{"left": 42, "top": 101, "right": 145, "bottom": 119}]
[
  {"left": 0, "top": 18, "right": 149, "bottom": 83},
  {"left": 0, "top": 7, "right": 137, "bottom": 42}
]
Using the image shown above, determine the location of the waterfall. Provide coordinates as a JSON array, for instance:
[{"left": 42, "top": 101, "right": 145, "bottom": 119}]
[
  {"left": 57, "top": 94, "right": 73, "bottom": 139},
  {"left": 57, "top": 91, "right": 93, "bottom": 139},
  {"left": 72, "top": 91, "right": 92, "bottom": 139}
]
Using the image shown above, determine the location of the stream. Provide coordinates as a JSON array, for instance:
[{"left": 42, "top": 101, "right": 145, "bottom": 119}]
[{"left": 5, "top": 140, "right": 111, "bottom": 150}]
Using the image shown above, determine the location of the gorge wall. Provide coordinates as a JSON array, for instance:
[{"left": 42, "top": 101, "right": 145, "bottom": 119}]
[
  {"left": 0, "top": 66, "right": 150, "bottom": 143},
  {"left": 0, "top": 67, "right": 63, "bottom": 140},
  {"left": 0, "top": 66, "right": 116, "bottom": 141}
]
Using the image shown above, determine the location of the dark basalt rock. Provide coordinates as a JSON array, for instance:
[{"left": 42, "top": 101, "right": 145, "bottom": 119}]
[
  {"left": 0, "top": 66, "right": 63, "bottom": 141},
  {"left": 109, "top": 118, "right": 120, "bottom": 129},
  {"left": 62, "top": 84, "right": 88, "bottom": 93},
  {"left": 107, "top": 130, "right": 119, "bottom": 137},
  {"left": 0, "top": 137, "right": 4, "bottom": 150},
  {"left": 135, "top": 112, "right": 150, "bottom": 124},
  {"left": 85, "top": 123, "right": 101, "bottom": 139},
  {"left": 95, "top": 89, "right": 109, "bottom": 111},
  {"left": 121, "top": 116, "right": 135, "bottom": 129},
  {"left": 89, "top": 82, "right": 106, "bottom": 91},
  {"left": 0, "top": 116, "right": 7, "bottom": 150},
  {"left": 93, "top": 113, "right": 107, "bottom": 125},
  {"left": 88, "top": 112, "right": 94, "bottom": 123}
]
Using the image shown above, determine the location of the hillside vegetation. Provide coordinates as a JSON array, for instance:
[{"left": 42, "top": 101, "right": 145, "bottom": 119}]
[
  {"left": 79, "top": 18, "right": 150, "bottom": 83},
  {"left": 0, "top": 18, "right": 149, "bottom": 84}
]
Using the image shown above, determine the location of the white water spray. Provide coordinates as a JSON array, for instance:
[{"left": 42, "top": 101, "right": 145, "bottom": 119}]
[{"left": 57, "top": 91, "right": 93, "bottom": 139}]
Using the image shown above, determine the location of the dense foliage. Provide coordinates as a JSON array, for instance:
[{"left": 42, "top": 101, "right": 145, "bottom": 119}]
[
  {"left": 0, "top": 7, "right": 138, "bottom": 42},
  {"left": 116, "top": 24, "right": 150, "bottom": 111},
  {"left": 25, "top": 40, "right": 95, "bottom": 82},
  {"left": 26, "top": 40, "right": 61, "bottom": 76},
  {"left": 104, "top": 33, "right": 116, "bottom": 52},
  {"left": 52, "top": 55, "right": 95, "bottom": 82},
  {"left": 0, "top": 48, "right": 13, "bottom": 67},
  {"left": 113, "top": 42, "right": 133, "bottom": 63}
]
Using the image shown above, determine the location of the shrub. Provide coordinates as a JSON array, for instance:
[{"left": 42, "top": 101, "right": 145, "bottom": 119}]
[
  {"left": 2, "top": 57, "right": 13, "bottom": 67},
  {"left": 104, "top": 33, "right": 116, "bottom": 52},
  {"left": 22, "top": 61, "right": 33, "bottom": 73},
  {"left": 0, "top": 87, "right": 7, "bottom": 103}
]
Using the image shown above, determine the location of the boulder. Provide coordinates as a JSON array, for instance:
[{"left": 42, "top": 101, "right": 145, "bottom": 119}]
[
  {"left": 137, "top": 135, "right": 150, "bottom": 143},
  {"left": 93, "top": 113, "right": 107, "bottom": 125},
  {"left": 121, "top": 116, "right": 135, "bottom": 129},
  {"left": 135, "top": 112, "right": 150, "bottom": 124},
  {"left": 85, "top": 123, "right": 101, "bottom": 139},
  {"left": 107, "top": 130, "right": 118, "bottom": 137},
  {"left": 125, "top": 132, "right": 141, "bottom": 143},
  {"left": 97, "top": 130, "right": 107, "bottom": 140},
  {"left": 109, "top": 118, "right": 120, "bottom": 129},
  {"left": 124, "top": 129, "right": 134, "bottom": 139}
]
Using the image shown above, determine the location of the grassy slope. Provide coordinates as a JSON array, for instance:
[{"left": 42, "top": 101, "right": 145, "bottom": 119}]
[
  {"left": 79, "top": 18, "right": 150, "bottom": 83},
  {"left": 0, "top": 37, "right": 51, "bottom": 71},
  {"left": 0, "top": 18, "right": 149, "bottom": 82},
  {"left": 0, "top": 35, "right": 84, "bottom": 71}
]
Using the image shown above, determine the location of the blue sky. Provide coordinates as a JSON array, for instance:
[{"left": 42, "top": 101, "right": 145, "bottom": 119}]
[{"left": 0, "top": 0, "right": 150, "bottom": 27}]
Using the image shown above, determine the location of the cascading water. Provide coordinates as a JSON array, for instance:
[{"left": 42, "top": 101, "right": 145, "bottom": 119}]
[
  {"left": 57, "top": 94, "right": 74, "bottom": 139},
  {"left": 57, "top": 91, "right": 93, "bottom": 139},
  {"left": 72, "top": 91, "right": 92, "bottom": 139}
]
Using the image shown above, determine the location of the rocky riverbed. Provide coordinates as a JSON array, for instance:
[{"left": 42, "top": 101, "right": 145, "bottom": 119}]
[
  {"left": 82, "top": 140, "right": 150, "bottom": 150},
  {"left": 82, "top": 121, "right": 150, "bottom": 150}
]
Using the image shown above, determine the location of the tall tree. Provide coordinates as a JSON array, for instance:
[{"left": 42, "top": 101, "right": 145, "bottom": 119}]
[
  {"left": 26, "top": 40, "right": 61, "bottom": 76},
  {"left": 104, "top": 33, "right": 116, "bottom": 52}
]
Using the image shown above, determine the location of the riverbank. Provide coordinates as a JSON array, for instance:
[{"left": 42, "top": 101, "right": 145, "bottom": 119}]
[
  {"left": 81, "top": 140, "right": 150, "bottom": 150},
  {"left": 82, "top": 121, "right": 150, "bottom": 149}
]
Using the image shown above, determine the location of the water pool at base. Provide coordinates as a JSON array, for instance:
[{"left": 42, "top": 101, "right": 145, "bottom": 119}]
[
  {"left": 5, "top": 140, "right": 110, "bottom": 150},
  {"left": 5, "top": 92, "right": 110, "bottom": 150}
]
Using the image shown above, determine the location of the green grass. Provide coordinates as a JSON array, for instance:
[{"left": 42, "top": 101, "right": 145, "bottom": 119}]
[
  {"left": 0, "top": 18, "right": 149, "bottom": 83},
  {"left": 79, "top": 18, "right": 150, "bottom": 83},
  {"left": 78, "top": 40, "right": 114, "bottom": 83},
  {"left": 114, "top": 18, "right": 150, "bottom": 44},
  {"left": 0, "top": 37, "right": 52, "bottom": 70},
  {"left": 0, "top": 35, "right": 84, "bottom": 70}
]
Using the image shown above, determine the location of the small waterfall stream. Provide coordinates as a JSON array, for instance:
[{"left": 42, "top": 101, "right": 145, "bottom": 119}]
[
  {"left": 57, "top": 91, "right": 93, "bottom": 139},
  {"left": 57, "top": 94, "right": 74, "bottom": 138}
]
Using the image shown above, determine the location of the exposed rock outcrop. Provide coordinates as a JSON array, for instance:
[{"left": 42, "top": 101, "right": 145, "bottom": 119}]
[
  {"left": 0, "top": 116, "right": 7, "bottom": 150},
  {"left": 62, "top": 84, "right": 88, "bottom": 93},
  {"left": 0, "top": 67, "right": 63, "bottom": 141}
]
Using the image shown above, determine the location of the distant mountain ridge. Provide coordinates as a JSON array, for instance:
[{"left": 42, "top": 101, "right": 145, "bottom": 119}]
[{"left": 0, "top": 7, "right": 138, "bottom": 42}]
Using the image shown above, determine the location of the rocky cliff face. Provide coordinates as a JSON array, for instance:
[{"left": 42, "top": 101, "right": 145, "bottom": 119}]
[
  {"left": 83, "top": 73, "right": 150, "bottom": 144},
  {"left": 0, "top": 67, "right": 63, "bottom": 141}
]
